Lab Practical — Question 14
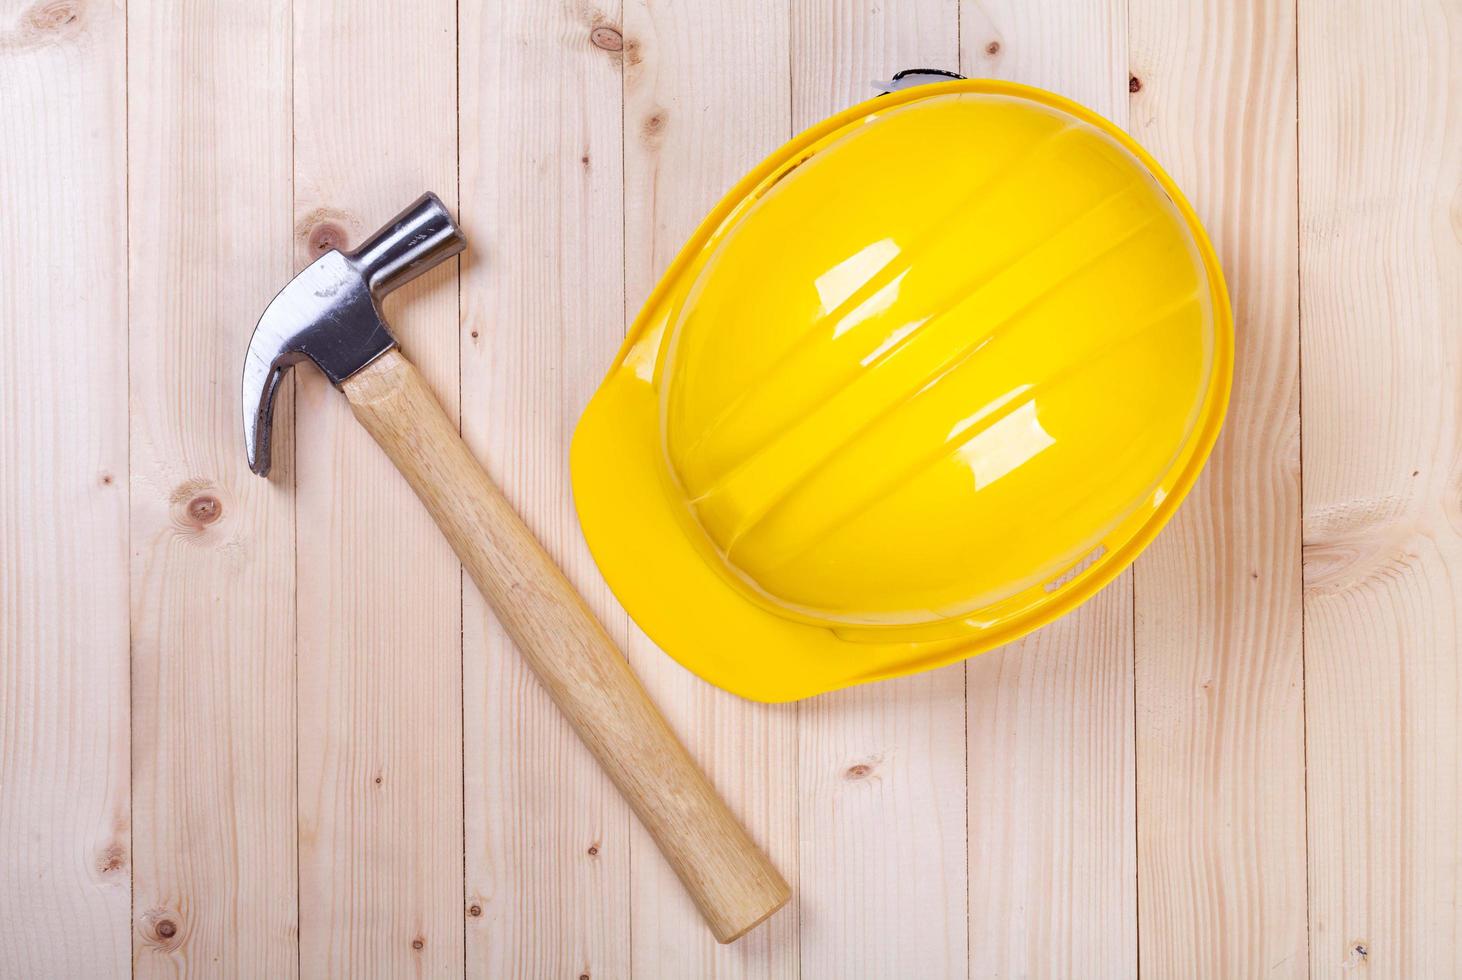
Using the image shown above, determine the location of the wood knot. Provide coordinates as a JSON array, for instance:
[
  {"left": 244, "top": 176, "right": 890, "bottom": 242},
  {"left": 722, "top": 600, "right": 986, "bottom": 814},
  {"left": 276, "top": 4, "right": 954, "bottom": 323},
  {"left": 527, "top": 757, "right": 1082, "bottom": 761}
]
[
  {"left": 412, "top": 937, "right": 425, "bottom": 951},
  {"left": 1129, "top": 75, "right": 1143, "bottom": 93},
  {"left": 467, "top": 903, "right": 483, "bottom": 917},
  {"left": 845, "top": 763, "right": 873, "bottom": 780},
  {"left": 97, "top": 843, "right": 127, "bottom": 875},
  {"left": 587, "top": 844, "right": 599, "bottom": 857},
  {"left": 141, "top": 907, "right": 183, "bottom": 949},
  {"left": 623, "top": 37, "right": 642, "bottom": 67},
  {"left": 26, "top": 0, "right": 80, "bottom": 32},
  {"left": 5, "top": 0, "right": 82, "bottom": 48},
  {"left": 590, "top": 26, "right": 623, "bottom": 51},
  {"left": 186, "top": 495, "right": 222, "bottom": 526},
  {"left": 985, "top": 41, "right": 1001, "bottom": 56},
  {"left": 99, "top": 472, "right": 114, "bottom": 486},
  {"left": 296, "top": 208, "right": 357, "bottom": 255},
  {"left": 171, "top": 479, "right": 227, "bottom": 535},
  {"left": 1303, "top": 495, "right": 1419, "bottom": 597},
  {"left": 308, "top": 221, "right": 349, "bottom": 254},
  {"left": 641, "top": 110, "right": 668, "bottom": 146}
]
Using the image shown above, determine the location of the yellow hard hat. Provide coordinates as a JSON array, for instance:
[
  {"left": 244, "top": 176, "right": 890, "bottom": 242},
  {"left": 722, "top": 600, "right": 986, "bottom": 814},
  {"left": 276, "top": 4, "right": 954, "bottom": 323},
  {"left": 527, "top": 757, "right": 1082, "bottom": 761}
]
[{"left": 572, "top": 77, "right": 1232, "bottom": 702}]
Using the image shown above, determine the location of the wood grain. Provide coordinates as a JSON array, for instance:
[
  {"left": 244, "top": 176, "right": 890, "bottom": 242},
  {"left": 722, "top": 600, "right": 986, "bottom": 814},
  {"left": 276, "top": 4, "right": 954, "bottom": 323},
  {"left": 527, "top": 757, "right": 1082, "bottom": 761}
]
[
  {"left": 0, "top": 0, "right": 130, "bottom": 975},
  {"left": 966, "top": 608, "right": 1137, "bottom": 979},
  {"left": 1128, "top": 0, "right": 1309, "bottom": 974},
  {"left": 959, "top": 2, "right": 1139, "bottom": 976},
  {"left": 620, "top": 0, "right": 801, "bottom": 975},
  {"left": 457, "top": 1, "right": 634, "bottom": 975},
  {"left": 790, "top": 4, "right": 970, "bottom": 977},
  {"left": 291, "top": 2, "right": 464, "bottom": 974},
  {"left": 1299, "top": 0, "right": 1462, "bottom": 974},
  {"left": 126, "top": 1, "right": 298, "bottom": 974}
]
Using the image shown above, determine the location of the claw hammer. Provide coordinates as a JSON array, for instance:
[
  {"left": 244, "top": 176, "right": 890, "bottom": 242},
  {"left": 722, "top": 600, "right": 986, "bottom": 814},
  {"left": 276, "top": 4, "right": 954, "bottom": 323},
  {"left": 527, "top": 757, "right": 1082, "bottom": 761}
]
[{"left": 243, "top": 193, "right": 789, "bottom": 942}]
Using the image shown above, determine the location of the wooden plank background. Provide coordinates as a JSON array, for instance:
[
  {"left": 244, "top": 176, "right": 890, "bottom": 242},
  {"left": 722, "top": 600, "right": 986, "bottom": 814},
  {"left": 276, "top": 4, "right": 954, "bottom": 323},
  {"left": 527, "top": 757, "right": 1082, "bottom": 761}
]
[{"left": 0, "top": 0, "right": 1457, "bottom": 977}]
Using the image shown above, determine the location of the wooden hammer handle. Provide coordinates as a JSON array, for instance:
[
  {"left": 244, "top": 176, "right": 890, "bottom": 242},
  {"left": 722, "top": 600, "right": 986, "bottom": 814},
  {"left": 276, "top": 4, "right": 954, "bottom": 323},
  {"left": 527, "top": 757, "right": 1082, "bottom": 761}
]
[{"left": 341, "top": 349, "right": 790, "bottom": 943}]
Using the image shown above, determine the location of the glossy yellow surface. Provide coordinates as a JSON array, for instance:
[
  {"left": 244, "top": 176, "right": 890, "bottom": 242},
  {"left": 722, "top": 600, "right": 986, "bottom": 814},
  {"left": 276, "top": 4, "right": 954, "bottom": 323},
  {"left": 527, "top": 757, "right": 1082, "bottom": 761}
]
[{"left": 572, "top": 79, "right": 1232, "bottom": 701}]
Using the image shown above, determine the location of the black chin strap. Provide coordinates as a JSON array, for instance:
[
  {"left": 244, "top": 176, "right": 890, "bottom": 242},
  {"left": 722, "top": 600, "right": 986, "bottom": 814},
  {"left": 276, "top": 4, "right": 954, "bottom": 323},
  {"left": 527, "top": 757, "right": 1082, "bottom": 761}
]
[{"left": 874, "top": 68, "right": 967, "bottom": 95}]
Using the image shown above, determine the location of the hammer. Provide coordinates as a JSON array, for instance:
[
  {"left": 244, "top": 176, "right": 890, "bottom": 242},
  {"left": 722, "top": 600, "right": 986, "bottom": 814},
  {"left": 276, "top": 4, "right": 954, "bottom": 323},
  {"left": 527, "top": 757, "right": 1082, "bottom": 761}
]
[{"left": 243, "top": 193, "right": 789, "bottom": 943}]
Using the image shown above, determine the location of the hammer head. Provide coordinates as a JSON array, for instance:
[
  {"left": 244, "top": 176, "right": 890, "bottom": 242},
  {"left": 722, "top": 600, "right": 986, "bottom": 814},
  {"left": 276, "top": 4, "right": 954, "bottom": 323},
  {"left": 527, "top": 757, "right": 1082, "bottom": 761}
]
[{"left": 243, "top": 192, "right": 465, "bottom": 476}]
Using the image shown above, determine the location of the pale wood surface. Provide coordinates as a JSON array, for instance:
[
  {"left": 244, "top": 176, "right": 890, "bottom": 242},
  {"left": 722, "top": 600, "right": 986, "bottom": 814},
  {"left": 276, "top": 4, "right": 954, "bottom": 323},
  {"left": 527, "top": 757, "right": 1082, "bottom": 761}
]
[
  {"left": 0, "top": 1, "right": 130, "bottom": 976},
  {"left": 2, "top": 0, "right": 1458, "bottom": 977},
  {"left": 1128, "top": 0, "right": 1311, "bottom": 976},
  {"left": 127, "top": 1, "right": 298, "bottom": 975},
  {"left": 1299, "top": 0, "right": 1462, "bottom": 975}
]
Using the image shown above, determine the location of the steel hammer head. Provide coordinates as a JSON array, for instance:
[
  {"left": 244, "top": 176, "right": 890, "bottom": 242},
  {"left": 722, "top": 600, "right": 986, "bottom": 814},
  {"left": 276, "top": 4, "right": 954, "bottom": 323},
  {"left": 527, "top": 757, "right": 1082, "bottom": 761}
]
[{"left": 242, "top": 192, "right": 465, "bottom": 476}]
